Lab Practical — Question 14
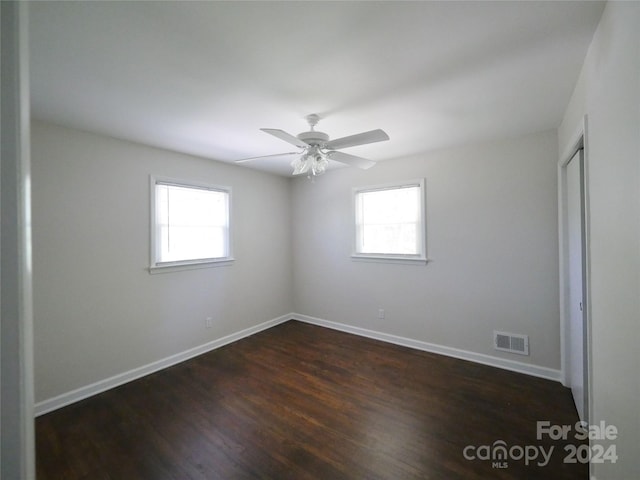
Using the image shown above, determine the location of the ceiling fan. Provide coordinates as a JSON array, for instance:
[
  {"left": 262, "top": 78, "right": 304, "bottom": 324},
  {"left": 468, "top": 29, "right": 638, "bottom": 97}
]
[{"left": 236, "top": 114, "right": 389, "bottom": 176}]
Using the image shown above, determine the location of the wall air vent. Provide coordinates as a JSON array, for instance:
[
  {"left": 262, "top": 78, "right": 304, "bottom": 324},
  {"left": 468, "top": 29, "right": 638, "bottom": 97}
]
[{"left": 494, "top": 331, "right": 529, "bottom": 356}]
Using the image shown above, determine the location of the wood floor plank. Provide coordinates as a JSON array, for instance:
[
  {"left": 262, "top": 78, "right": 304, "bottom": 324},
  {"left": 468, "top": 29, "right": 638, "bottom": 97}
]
[{"left": 36, "top": 321, "right": 587, "bottom": 479}]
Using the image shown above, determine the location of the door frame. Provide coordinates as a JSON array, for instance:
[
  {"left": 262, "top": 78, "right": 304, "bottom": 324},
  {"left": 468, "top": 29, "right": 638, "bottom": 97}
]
[
  {"left": 1, "top": 1, "right": 35, "bottom": 478},
  {"left": 558, "top": 115, "right": 592, "bottom": 424}
]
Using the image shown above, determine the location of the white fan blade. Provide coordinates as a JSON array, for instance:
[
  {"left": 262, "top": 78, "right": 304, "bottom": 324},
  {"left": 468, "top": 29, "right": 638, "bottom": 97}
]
[
  {"left": 324, "top": 129, "right": 389, "bottom": 150},
  {"left": 235, "top": 151, "right": 299, "bottom": 163},
  {"left": 261, "top": 128, "right": 309, "bottom": 148},
  {"left": 327, "top": 151, "right": 377, "bottom": 170}
]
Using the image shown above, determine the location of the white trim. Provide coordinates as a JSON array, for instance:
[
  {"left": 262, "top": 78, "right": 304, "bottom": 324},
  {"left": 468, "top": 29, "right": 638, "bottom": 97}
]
[
  {"left": 34, "top": 314, "right": 291, "bottom": 416},
  {"left": 558, "top": 116, "right": 592, "bottom": 392},
  {"left": 35, "top": 312, "right": 564, "bottom": 416},
  {"left": 291, "top": 313, "right": 561, "bottom": 382},
  {"left": 352, "top": 178, "right": 427, "bottom": 263},
  {"left": 350, "top": 254, "right": 428, "bottom": 265},
  {"left": 1, "top": 2, "right": 36, "bottom": 477},
  {"left": 560, "top": 123, "right": 585, "bottom": 168},
  {"left": 149, "top": 175, "right": 233, "bottom": 272},
  {"left": 558, "top": 117, "right": 588, "bottom": 387},
  {"left": 148, "top": 258, "right": 235, "bottom": 274},
  {"left": 558, "top": 115, "right": 594, "bottom": 479}
]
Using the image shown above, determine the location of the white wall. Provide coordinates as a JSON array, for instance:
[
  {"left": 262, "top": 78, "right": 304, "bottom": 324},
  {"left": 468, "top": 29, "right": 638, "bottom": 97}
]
[
  {"left": 31, "top": 121, "right": 293, "bottom": 402},
  {"left": 292, "top": 130, "right": 561, "bottom": 370},
  {"left": 27, "top": 3, "right": 640, "bottom": 474},
  {"left": 32, "top": 122, "right": 563, "bottom": 409},
  {"left": 558, "top": 2, "right": 640, "bottom": 479}
]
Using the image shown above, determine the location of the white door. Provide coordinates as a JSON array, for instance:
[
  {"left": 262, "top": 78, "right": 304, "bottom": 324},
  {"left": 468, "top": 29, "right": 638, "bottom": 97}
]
[{"left": 566, "top": 149, "right": 588, "bottom": 422}]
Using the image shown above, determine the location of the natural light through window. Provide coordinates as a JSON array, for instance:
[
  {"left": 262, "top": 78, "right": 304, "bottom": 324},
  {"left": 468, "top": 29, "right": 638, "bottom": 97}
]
[
  {"left": 353, "top": 179, "right": 426, "bottom": 263},
  {"left": 151, "top": 178, "right": 232, "bottom": 271}
]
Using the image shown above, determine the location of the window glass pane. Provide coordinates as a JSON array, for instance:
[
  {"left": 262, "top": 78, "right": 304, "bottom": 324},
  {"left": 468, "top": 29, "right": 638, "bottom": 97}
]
[
  {"left": 355, "top": 184, "right": 422, "bottom": 256},
  {"left": 155, "top": 183, "right": 229, "bottom": 263}
]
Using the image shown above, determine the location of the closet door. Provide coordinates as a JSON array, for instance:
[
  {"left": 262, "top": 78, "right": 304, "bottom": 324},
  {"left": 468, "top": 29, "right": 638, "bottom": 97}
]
[{"left": 566, "top": 149, "right": 588, "bottom": 422}]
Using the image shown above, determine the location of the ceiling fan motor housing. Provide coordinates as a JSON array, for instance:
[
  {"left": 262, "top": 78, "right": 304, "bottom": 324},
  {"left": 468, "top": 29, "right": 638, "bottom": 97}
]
[{"left": 297, "top": 130, "right": 329, "bottom": 147}]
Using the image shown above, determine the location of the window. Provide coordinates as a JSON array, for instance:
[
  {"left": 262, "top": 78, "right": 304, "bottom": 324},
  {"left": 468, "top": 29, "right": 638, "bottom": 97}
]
[
  {"left": 353, "top": 179, "right": 426, "bottom": 264},
  {"left": 150, "top": 177, "right": 232, "bottom": 272}
]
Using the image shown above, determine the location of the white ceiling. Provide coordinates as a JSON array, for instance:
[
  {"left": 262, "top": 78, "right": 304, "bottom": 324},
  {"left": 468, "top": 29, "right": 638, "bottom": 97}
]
[{"left": 29, "top": 1, "right": 604, "bottom": 176}]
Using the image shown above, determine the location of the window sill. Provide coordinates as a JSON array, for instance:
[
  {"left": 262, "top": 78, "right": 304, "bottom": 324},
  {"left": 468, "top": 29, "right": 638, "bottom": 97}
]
[
  {"left": 351, "top": 254, "right": 428, "bottom": 265},
  {"left": 149, "top": 258, "right": 235, "bottom": 274}
]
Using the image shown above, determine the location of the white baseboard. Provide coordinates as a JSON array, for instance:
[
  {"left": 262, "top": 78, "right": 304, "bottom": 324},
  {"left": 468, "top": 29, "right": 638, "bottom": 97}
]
[
  {"left": 291, "top": 313, "right": 562, "bottom": 382},
  {"left": 36, "top": 312, "right": 562, "bottom": 416},
  {"left": 34, "top": 314, "right": 291, "bottom": 416}
]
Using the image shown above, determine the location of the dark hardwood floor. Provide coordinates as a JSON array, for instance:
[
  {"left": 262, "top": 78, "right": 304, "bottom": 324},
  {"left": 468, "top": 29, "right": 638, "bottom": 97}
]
[{"left": 36, "top": 321, "right": 587, "bottom": 479}]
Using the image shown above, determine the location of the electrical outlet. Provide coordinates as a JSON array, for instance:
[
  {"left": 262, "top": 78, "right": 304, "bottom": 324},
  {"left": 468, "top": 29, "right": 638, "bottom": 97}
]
[
  {"left": 378, "top": 308, "right": 385, "bottom": 320},
  {"left": 205, "top": 317, "right": 213, "bottom": 328}
]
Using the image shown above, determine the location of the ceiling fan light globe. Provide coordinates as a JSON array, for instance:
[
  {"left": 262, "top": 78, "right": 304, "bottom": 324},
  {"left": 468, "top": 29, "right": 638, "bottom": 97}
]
[
  {"left": 291, "top": 155, "right": 311, "bottom": 175},
  {"left": 312, "top": 155, "right": 328, "bottom": 176}
]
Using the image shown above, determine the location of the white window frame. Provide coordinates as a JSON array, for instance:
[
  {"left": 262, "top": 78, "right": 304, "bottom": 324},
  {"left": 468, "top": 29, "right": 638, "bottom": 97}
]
[
  {"left": 352, "top": 178, "right": 427, "bottom": 265},
  {"left": 149, "top": 176, "right": 234, "bottom": 273}
]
